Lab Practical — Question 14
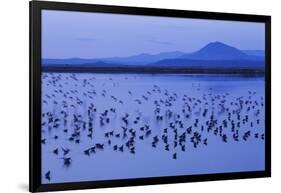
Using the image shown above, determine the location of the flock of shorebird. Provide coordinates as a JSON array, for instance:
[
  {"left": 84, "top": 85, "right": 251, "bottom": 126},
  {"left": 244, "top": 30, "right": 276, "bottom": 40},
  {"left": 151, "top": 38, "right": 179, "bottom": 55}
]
[{"left": 41, "top": 73, "right": 264, "bottom": 182}]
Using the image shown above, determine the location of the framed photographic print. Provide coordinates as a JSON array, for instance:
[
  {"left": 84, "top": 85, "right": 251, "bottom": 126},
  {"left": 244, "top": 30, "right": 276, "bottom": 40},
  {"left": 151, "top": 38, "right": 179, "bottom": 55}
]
[{"left": 30, "top": 1, "right": 271, "bottom": 192}]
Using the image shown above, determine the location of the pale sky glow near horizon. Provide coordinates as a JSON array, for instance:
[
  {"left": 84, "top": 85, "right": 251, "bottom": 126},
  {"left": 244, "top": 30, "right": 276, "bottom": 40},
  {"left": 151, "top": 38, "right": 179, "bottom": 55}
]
[{"left": 42, "top": 10, "right": 265, "bottom": 59}]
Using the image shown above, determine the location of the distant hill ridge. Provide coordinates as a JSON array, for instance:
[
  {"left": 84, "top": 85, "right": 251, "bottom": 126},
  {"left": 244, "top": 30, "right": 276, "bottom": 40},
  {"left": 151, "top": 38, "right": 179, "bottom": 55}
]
[
  {"left": 43, "top": 51, "right": 186, "bottom": 66},
  {"left": 42, "top": 41, "right": 264, "bottom": 70}
]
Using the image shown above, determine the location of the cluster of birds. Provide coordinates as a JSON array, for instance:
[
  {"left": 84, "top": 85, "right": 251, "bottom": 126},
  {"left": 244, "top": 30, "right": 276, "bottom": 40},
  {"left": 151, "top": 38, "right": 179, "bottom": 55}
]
[{"left": 41, "top": 73, "right": 265, "bottom": 182}]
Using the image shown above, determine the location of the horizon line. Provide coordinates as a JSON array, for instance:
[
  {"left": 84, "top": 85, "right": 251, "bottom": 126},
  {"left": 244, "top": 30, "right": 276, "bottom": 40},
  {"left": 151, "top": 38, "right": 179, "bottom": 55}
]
[{"left": 42, "top": 49, "right": 265, "bottom": 60}]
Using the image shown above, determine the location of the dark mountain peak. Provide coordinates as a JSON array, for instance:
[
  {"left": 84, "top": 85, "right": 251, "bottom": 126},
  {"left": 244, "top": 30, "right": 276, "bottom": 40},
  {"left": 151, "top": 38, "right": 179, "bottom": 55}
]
[
  {"left": 200, "top": 41, "right": 241, "bottom": 53},
  {"left": 181, "top": 41, "right": 253, "bottom": 60},
  {"left": 204, "top": 41, "right": 229, "bottom": 48}
]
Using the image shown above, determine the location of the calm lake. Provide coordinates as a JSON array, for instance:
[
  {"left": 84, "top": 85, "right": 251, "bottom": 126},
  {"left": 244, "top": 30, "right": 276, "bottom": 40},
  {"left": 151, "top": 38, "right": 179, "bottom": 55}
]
[{"left": 41, "top": 73, "right": 265, "bottom": 183}]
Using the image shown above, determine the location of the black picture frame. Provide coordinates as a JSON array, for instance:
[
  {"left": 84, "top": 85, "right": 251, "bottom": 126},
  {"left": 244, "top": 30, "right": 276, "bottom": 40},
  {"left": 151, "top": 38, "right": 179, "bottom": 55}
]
[{"left": 29, "top": 1, "right": 271, "bottom": 192}]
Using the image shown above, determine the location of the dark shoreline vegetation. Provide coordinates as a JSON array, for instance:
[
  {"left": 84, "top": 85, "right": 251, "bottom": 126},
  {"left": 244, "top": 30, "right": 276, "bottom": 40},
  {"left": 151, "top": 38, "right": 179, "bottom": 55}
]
[{"left": 41, "top": 66, "right": 265, "bottom": 75}]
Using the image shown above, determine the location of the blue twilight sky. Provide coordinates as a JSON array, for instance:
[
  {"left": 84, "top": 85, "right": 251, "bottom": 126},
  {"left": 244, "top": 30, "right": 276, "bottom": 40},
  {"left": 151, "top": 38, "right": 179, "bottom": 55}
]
[{"left": 42, "top": 10, "right": 265, "bottom": 59}]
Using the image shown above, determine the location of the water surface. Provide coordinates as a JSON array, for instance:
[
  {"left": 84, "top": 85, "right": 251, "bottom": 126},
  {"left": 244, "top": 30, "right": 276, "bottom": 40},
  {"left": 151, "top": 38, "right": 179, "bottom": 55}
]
[{"left": 41, "top": 73, "right": 265, "bottom": 183}]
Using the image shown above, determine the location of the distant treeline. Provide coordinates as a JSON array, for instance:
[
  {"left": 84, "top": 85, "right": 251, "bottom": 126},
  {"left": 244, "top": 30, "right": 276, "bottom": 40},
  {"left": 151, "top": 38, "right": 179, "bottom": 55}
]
[{"left": 41, "top": 65, "right": 265, "bottom": 75}]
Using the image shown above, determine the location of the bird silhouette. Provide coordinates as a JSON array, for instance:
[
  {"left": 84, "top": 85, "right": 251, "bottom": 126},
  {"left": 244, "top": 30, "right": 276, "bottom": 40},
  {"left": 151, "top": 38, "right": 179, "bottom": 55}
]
[{"left": 45, "top": 170, "right": 51, "bottom": 181}]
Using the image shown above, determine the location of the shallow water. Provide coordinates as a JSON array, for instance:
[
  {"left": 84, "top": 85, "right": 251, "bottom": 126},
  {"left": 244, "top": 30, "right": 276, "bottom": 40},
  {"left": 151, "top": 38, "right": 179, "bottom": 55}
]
[{"left": 41, "top": 73, "right": 265, "bottom": 184}]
